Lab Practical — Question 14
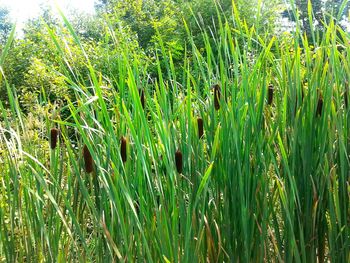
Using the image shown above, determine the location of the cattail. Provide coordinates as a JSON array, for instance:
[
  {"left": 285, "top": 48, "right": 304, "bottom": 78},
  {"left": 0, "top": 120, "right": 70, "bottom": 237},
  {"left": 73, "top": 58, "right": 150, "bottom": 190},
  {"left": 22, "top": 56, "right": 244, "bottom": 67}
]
[
  {"left": 50, "top": 128, "right": 59, "bottom": 149},
  {"left": 120, "top": 136, "right": 127, "bottom": 163},
  {"left": 197, "top": 117, "right": 204, "bottom": 139},
  {"left": 295, "top": 88, "right": 304, "bottom": 114},
  {"left": 139, "top": 89, "right": 145, "bottom": 109},
  {"left": 316, "top": 96, "right": 323, "bottom": 117},
  {"left": 301, "top": 87, "right": 305, "bottom": 102},
  {"left": 134, "top": 200, "right": 140, "bottom": 215},
  {"left": 267, "top": 84, "right": 274, "bottom": 105},
  {"left": 213, "top": 84, "right": 221, "bottom": 110},
  {"left": 345, "top": 87, "right": 348, "bottom": 109},
  {"left": 175, "top": 150, "right": 183, "bottom": 174},
  {"left": 156, "top": 195, "right": 160, "bottom": 207},
  {"left": 83, "top": 144, "right": 94, "bottom": 173}
]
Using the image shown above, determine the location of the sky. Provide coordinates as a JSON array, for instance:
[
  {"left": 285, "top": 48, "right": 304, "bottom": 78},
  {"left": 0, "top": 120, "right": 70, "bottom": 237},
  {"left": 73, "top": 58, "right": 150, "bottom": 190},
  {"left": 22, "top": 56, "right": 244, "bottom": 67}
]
[{"left": 0, "top": 0, "right": 95, "bottom": 25}]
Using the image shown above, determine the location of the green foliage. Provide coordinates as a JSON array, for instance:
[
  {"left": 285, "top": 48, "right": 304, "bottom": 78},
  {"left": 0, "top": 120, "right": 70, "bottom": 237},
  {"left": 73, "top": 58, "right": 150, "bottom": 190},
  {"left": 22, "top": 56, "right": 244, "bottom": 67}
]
[
  {"left": 0, "top": 1, "right": 350, "bottom": 262},
  {"left": 96, "top": 0, "right": 181, "bottom": 49},
  {"left": 1, "top": 9, "right": 64, "bottom": 107},
  {"left": 289, "top": 0, "right": 350, "bottom": 42},
  {"left": 20, "top": 58, "right": 67, "bottom": 107},
  {"left": 70, "top": 12, "right": 105, "bottom": 41},
  {"left": 0, "top": 7, "right": 13, "bottom": 45}
]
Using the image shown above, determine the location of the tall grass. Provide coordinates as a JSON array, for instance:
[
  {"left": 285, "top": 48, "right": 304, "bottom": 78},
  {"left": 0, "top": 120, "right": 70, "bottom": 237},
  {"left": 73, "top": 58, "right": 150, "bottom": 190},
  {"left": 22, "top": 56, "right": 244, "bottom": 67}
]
[{"left": 0, "top": 2, "right": 349, "bottom": 262}]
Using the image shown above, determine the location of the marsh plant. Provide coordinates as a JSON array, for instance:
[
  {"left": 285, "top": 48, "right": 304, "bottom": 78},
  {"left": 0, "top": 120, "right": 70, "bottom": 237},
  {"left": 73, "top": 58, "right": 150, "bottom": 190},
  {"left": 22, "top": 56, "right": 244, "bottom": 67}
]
[{"left": 0, "top": 1, "right": 349, "bottom": 262}]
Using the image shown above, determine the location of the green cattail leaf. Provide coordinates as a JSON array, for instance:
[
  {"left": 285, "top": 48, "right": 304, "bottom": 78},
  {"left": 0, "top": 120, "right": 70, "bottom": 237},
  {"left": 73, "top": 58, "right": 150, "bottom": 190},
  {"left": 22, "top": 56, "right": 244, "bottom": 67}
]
[
  {"left": 210, "top": 124, "right": 221, "bottom": 162},
  {"left": 195, "top": 162, "right": 214, "bottom": 202}
]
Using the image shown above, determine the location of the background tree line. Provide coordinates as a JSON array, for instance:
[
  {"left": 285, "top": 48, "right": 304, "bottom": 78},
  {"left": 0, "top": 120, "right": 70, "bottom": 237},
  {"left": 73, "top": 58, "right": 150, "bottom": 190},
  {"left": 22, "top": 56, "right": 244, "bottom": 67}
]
[{"left": 0, "top": 0, "right": 348, "bottom": 112}]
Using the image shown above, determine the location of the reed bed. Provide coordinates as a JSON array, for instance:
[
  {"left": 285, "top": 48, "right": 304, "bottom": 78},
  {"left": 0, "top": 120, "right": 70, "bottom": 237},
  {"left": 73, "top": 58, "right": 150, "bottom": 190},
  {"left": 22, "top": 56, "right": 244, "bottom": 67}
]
[{"left": 0, "top": 3, "right": 349, "bottom": 262}]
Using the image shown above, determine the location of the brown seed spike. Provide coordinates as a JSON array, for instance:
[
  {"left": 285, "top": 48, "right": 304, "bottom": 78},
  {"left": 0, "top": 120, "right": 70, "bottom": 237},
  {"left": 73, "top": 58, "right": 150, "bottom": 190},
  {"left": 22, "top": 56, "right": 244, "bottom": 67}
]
[
  {"left": 301, "top": 87, "right": 305, "bottom": 102},
  {"left": 50, "top": 128, "right": 59, "bottom": 149},
  {"left": 213, "top": 84, "right": 221, "bottom": 110},
  {"left": 120, "top": 136, "right": 127, "bottom": 163},
  {"left": 175, "top": 150, "right": 183, "bottom": 174},
  {"left": 134, "top": 200, "right": 140, "bottom": 216},
  {"left": 83, "top": 144, "right": 94, "bottom": 173},
  {"left": 316, "top": 96, "right": 323, "bottom": 117},
  {"left": 197, "top": 117, "right": 204, "bottom": 139},
  {"left": 139, "top": 89, "right": 145, "bottom": 109},
  {"left": 267, "top": 84, "right": 274, "bottom": 105}
]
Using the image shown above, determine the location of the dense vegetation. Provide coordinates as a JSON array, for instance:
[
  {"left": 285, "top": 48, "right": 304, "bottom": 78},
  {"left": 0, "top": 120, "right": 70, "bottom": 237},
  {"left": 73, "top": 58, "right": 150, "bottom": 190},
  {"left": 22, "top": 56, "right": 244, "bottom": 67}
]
[{"left": 0, "top": 0, "right": 349, "bottom": 262}]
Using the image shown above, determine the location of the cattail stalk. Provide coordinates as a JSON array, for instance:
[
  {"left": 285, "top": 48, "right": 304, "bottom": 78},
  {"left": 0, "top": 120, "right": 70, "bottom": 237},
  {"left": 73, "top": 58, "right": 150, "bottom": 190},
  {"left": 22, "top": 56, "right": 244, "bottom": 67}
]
[
  {"left": 294, "top": 88, "right": 304, "bottom": 114},
  {"left": 345, "top": 88, "right": 348, "bottom": 109},
  {"left": 316, "top": 96, "right": 323, "bottom": 117},
  {"left": 301, "top": 87, "right": 305, "bottom": 102},
  {"left": 139, "top": 89, "right": 145, "bottom": 109},
  {"left": 83, "top": 144, "right": 94, "bottom": 173},
  {"left": 120, "top": 136, "right": 127, "bottom": 163},
  {"left": 267, "top": 84, "right": 274, "bottom": 105},
  {"left": 175, "top": 150, "right": 183, "bottom": 174},
  {"left": 50, "top": 128, "right": 59, "bottom": 149},
  {"left": 197, "top": 117, "right": 204, "bottom": 139},
  {"left": 134, "top": 200, "right": 140, "bottom": 215},
  {"left": 213, "top": 84, "right": 221, "bottom": 110}
]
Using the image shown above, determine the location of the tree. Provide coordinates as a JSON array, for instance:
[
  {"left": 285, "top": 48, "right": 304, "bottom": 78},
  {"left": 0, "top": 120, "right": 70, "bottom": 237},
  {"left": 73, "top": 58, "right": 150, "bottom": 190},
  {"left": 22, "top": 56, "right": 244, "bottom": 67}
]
[
  {"left": 0, "top": 6, "right": 13, "bottom": 45},
  {"left": 95, "top": 0, "right": 182, "bottom": 50},
  {"left": 293, "top": 0, "right": 349, "bottom": 40},
  {"left": 70, "top": 12, "right": 105, "bottom": 41}
]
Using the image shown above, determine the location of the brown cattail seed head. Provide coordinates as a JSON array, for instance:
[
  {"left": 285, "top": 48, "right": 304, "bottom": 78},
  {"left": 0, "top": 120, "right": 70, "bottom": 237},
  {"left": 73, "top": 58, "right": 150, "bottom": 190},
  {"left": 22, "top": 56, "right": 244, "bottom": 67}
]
[
  {"left": 139, "top": 89, "right": 145, "bottom": 109},
  {"left": 301, "top": 87, "right": 305, "bottom": 102},
  {"left": 175, "top": 150, "right": 183, "bottom": 174},
  {"left": 316, "top": 96, "right": 323, "bottom": 117},
  {"left": 83, "top": 144, "right": 94, "bottom": 173},
  {"left": 134, "top": 200, "right": 140, "bottom": 215},
  {"left": 120, "top": 136, "right": 127, "bottom": 163},
  {"left": 50, "top": 128, "right": 59, "bottom": 149},
  {"left": 197, "top": 117, "right": 204, "bottom": 139},
  {"left": 267, "top": 84, "right": 274, "bottom": 105},
  {"left": 213, "top": 84, "right": 221, "bottom": 110}
]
